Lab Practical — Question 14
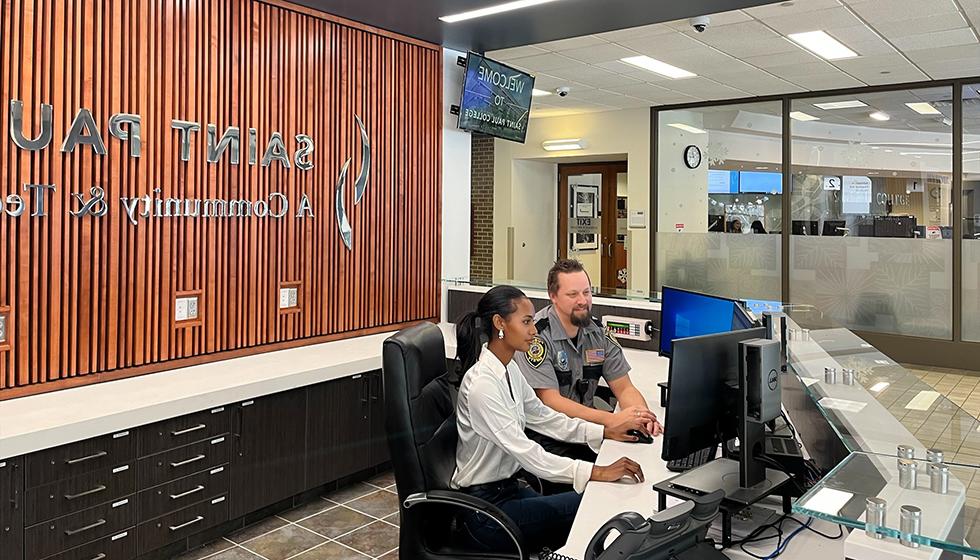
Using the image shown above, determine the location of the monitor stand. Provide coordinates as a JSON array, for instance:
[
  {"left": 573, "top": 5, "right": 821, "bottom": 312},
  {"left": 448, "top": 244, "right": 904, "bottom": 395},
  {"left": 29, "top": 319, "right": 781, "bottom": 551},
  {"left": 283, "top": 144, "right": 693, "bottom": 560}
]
[{"left": 653, "top": 457, "right": 791, "bottom": 548}]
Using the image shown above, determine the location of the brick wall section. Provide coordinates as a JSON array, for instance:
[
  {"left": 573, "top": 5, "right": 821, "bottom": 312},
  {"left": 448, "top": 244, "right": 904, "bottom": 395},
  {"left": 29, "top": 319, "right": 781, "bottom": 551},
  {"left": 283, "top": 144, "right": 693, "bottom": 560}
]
[{"left": 470, "top": 134, "right": 495, "bottom": 283}]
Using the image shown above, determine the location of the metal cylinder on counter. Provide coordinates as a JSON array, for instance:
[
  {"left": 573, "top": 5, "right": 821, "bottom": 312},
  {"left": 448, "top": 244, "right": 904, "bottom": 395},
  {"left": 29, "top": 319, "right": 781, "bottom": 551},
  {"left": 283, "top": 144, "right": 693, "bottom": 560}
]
[
  {"left": 898, "top": 458, "right": 918, "bottom": 489},
  {"left": 926, "top": 448, "right": 944, "bottom": 463},
  {"left": 865, "top": 497, "right": 887, "bottom": 540},
  {"left": 825, "top": 367, "right": 837, "bottom": 384},
  {"left": 899, "top": 505, "right": 922, "bottom": 548},
  {"left": 842, "top": 368, "right": 855, "bottom": 385},
  {"left": 929, "top": 463, "right": 950, "bottom": 494},
  {"left": 898, "top": 444, "right": 915, "bottom": 460}
]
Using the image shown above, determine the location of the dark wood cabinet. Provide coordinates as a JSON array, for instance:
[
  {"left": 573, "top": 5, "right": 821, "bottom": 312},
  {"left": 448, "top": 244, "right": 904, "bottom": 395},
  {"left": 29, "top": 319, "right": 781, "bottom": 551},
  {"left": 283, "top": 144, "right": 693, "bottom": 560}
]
[
  {"left": 230, "top": 389, "right": 307, "bottom": 518},
  {"left": 369, "top": 370, "right": 390, "bottom": 466},
  {"left": 307, "top": 374, "right": 373, "bottom": 486},
  {"left": 0, "top": 457, "right": 24, "bottom": 560}
]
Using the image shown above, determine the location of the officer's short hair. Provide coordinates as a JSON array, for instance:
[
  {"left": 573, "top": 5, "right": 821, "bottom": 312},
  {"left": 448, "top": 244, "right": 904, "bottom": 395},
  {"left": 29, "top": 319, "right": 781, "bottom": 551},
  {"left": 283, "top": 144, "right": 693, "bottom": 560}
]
[{"left": 547, "top": 259, "right": 588, "bottom": 295}]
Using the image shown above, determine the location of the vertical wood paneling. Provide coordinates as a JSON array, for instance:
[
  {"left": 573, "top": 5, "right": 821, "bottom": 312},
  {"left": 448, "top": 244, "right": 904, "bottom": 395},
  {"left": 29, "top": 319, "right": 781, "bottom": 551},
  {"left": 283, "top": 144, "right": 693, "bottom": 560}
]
[{"left": 0, "top": 0, "right": 442, "bottom": 398}]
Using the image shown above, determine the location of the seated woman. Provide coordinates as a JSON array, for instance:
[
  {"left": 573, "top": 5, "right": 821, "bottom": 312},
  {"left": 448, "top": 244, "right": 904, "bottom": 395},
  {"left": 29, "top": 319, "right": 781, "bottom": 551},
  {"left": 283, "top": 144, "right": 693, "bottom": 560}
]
[
  {"left": 452, "top": 285, "right": 649, "bottom": 553},
  {"left": 750, "top": 220, "right": 767, "bottom": 234}
]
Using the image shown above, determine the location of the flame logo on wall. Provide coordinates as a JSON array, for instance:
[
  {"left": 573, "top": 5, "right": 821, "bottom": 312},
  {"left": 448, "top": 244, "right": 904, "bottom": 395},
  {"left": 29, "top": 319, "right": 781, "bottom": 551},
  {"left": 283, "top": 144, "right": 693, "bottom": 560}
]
[{"left": 335, "top": 115, "right": 371, "bottom": 250}]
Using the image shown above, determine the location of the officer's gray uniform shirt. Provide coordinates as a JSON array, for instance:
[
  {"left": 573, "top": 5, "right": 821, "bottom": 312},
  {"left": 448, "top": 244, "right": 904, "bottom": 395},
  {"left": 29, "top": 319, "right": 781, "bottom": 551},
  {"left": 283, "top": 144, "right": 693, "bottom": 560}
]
[{"left": 516, "top": 305, "right": 631, "bottom": 408}]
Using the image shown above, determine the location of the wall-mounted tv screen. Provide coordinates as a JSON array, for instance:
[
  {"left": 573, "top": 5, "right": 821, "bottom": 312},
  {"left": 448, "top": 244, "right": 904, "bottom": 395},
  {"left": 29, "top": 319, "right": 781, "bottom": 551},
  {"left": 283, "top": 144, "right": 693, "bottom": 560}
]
[
  {"left": 708, "top": 170, "right": 738, "bottom": 194},
  {"left": 457, "top": 53, "right": 535, "bottom": 143},
  {"left": 738, "top": 171, "right": 782, "bottom": 194}
]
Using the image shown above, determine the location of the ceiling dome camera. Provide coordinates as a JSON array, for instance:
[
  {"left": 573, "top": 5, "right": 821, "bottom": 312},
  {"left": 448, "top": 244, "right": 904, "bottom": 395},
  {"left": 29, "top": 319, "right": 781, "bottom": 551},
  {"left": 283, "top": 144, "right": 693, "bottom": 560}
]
[
  {"left": 690, "top": 15, "right": 710, "bottom": 33},
  {"left": 556, "top": 86, "right": 571, "bottom": 97}
]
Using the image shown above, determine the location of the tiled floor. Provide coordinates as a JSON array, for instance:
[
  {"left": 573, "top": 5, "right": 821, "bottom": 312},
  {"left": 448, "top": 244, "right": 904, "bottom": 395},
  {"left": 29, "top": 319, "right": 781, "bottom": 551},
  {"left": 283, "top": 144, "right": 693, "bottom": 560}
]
[{"left": 177, "top": 472, "right": 400, "bottom": 560}]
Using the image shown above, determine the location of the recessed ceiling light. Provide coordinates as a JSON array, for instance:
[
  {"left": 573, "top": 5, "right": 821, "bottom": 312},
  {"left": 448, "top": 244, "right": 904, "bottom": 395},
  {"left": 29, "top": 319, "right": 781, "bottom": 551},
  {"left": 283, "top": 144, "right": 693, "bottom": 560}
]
[
  {"left": 870, "top": 146, "right": 880, "bottom": 150},
  {"left": 531, "top": 89, "right": 552, "bottom": 97},
  {"left": 790, "top": 111, "right": 820, "bottom": 121},
  {"left": 870, "top": 111, "right": 891, "bottom": 121},
  {"left": 942, "top": 117, "right": 953, "bottom": 126},
  {"left": 788, "top": 31, "right": 858, "bottom": 60},
  {"left": 813, "top": 100, "right": 867, "bottom": 110},
  {"left": 620, "top": 56, "right": 696, "bottom": 79},
  {"left": 905, "top": 102, "right": 941, "bottom": 115},
  {"left": 439, "top": 0, "right": 563, "bottom": 22},
  {"left": 884, "top": 149, "right": 894, "bottom": 153},
  {"left": 755, "top": 166, "right": 769, "bottom": 170},
  {"left": 667, "top": 123, "right": 706, "bottom": 134}
]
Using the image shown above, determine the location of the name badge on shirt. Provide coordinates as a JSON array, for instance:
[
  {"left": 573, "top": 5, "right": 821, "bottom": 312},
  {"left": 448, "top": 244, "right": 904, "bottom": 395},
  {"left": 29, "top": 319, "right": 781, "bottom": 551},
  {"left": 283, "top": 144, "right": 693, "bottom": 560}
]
[{"left": 585, "top": 348, "right": 605, "bottom": 364}]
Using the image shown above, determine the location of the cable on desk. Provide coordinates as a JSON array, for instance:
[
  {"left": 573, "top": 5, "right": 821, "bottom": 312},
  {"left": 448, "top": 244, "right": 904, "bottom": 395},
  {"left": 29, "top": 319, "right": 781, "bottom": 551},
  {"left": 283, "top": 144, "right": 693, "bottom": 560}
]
[{"left": 736, "top": 515, "right": 843, "bottom": 560}]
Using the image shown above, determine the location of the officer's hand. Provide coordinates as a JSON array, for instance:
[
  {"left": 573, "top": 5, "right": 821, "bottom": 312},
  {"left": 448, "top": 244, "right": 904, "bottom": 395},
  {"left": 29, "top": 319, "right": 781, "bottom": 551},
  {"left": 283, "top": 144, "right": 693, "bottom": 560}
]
[
  {"left": 607, "top": 406, "right": 658, "bottom": 431},
  {"left": 590, "top": 457, "right": 644, "bottom": 483},
  {"left": 643, "top": 417, "right": 664, "bottom": 437},
  {"left": 603, "top": 415, "right": 650, "bottom": 442}
]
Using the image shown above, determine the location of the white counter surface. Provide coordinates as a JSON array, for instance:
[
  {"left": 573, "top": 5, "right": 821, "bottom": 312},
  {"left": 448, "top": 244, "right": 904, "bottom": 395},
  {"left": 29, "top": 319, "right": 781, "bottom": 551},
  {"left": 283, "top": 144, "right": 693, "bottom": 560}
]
[
  {"left": 0, "top": 323, "right": 459, "bottom": 460},
  {"left": 447, "top": 283, "right": 662, "bottom": 312}
]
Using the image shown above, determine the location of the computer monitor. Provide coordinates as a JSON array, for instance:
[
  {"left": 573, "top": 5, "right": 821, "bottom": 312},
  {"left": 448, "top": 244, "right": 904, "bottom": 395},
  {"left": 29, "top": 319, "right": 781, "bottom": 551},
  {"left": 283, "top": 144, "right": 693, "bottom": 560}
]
[
  {"left": 874, "top": 215, "right": 916, "bottom": 238},
  {"left": 822, "top": 220, "right": 846, "bottom": 236},
  {"left": 661, "top": 327, "right": 767, "bottom": 461},
  {"left": 708, "top": 214, "right": 725, "bottom": 232},
  {"left": 791, "top": 220, "right": 819, "bottom": 236},
  {"left": 658, "top": 287, "right": 754, "bottom": 357}
]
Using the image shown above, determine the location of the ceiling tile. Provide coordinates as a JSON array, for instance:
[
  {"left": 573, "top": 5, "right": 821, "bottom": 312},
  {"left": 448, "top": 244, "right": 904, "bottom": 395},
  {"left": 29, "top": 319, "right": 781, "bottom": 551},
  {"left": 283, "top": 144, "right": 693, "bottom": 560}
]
[
  {"left": 906, "top": 43, "right": 980, "bottom": 65},
  {"left": 545, "top": 65, "right": 643, "bottom": 88},
  {"left": 848, "top": 0, "right": 959, "bottom": 24},
  {"left": 619, "top": 32, "right": 708, "bottom": 55},
  {"left": 605, "top": 82, "right": 674, "bottom": 99},
  {"left": 744, "top": 0, "right": 847, "bottom": 18},
  {"left": 486, "top": 45, "right": 548, "bottom": 61},
  {"left": 891, "top": 28, "right": 979, "bottom": 51},
  {"left": 558, "top": 43, "right": 640, "bottom": 64},
  {"left": 535, "top": 35, "right": 608, "bottom": 52},
  {"left": 504, "top": 52, "right": 583, "bottom": 72},
  {"left": 659, "top": 77, "right": 750, "bottom": 99},
  {"left": 654, "top": 48, "right": 741, "bottom": 72},
  {"left": 594, "top": 23, "right": 675, "bottom": 42},
  {"left": 530, "top": 73, "right": 592, "bottom": 91},
  {"left": 742, "top": 49, "right": 823, "bottom": 69},
  {"left": 761, "top": 7, "right": 864, "bottom": 35},
  {"left": 663, "top": 9, "right": 754, "bottom": 30},
  {"left": 765, "top": 60, "right": 844, "bottom": 78},
  {"left": 788, "top": 72, "right": 867, "bottom": 90},
  {"left": 706, "top": 70, "right": 805, "bottom": 95}
]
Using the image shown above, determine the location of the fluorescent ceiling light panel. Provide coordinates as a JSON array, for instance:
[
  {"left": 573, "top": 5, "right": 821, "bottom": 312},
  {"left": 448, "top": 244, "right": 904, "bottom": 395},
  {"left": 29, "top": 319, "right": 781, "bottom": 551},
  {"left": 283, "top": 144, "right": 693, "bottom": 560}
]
[
  {"left": 869, "top": 381, "right": 889, "bottom": 393},
  {"left": 790, "top": 111, "right": 819, "bottom": 121},
  {"left": 439, "top": 0, "right": 562, "bottom": 22},
  {"left": 869, "top": 111, "right": 891, "bottom": 121},
  {"left": 531, "top": 89, "right": 551, "bottom": 97},
  {"left": 788, "top": 31, "right": 857, "bottom": 60},
  {"left": 542, "top": 138, "right": 585, "bottom": 151},
  {"left": 667, "top": 123, "right": 706, "bottom": 134},
  {"left": 620, "top": 56, "right": 696, "bottom": 79},
  {"left": 905, "top": 102, "right": 941, "bottom": 115},
  {"left": 813, "top": 100, "right": 867, "bottom": 110}
]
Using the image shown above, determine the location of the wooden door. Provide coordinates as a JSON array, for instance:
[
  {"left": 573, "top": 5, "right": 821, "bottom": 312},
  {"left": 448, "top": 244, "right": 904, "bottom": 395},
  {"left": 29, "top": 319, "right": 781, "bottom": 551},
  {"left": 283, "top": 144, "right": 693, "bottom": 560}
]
[
  {"left": 231, "top": 389, "right": 307, "bottom": 518},
  {"left": 558, "top": 162, "right": 627, "bottom": 295}
]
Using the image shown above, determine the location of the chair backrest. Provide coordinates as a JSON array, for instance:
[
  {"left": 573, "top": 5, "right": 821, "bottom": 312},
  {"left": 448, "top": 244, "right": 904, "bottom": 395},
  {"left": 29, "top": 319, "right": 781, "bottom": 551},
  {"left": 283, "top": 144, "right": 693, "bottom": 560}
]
[{"left": 382, "top": 322, "right": 458, "bottom": 499}]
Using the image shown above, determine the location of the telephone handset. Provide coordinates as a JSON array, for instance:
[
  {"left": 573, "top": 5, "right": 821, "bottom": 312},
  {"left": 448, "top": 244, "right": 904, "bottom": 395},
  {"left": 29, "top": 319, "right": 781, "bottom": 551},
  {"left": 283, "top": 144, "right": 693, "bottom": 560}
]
[{"left": 585, "top": 490, "right": 727, "bottom": 560}]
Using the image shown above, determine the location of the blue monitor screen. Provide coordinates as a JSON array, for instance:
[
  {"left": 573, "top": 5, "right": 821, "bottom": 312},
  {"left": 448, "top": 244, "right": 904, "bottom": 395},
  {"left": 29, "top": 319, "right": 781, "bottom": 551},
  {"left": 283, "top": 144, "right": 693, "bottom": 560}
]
[
  {"left": 738, "top": 171, "right": 782, "bottom": 194},
  {"left": 659, "top": 286, "right": 741, "bottom": 356},
  {"left": 457, "top": 53, "right": 535, "bottom": 143},
  {"left": 743, "top": 299, "right": 783, "bottom": 316},
  {"left": 708, "top": 170, "right": 738, "bottom": 194}
]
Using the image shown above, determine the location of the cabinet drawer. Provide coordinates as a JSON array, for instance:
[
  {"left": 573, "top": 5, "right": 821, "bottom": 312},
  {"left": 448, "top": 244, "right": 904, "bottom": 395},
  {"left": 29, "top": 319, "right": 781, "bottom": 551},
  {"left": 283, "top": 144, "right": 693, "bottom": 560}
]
[
  {"left": 25, "top": 495, "right": 136, "bottom": 560},
  {"left": 139, "top": 407, "right": 231, "bottom": 457},
  {"left": 27, "top": 431, "right": 136, "bottom": 488},
  {"left": 138, "top": 464, "right": 230, "bottom": 521},
  {"left": 26, "top": 463, "right": 136, "bottom": 526},
  {"left": 138, "top": 494, "right": 229, "bottom": 555},
  {"left": 42, "top": 529, "right": 137, "bottom": 560},
  {"left": 138, "top": 436, "right": 230, "bottom": 489}
]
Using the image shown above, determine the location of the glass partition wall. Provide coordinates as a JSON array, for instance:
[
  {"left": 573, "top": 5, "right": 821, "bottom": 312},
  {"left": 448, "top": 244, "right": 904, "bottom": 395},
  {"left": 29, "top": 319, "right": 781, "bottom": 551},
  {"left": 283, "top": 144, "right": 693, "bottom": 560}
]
[
  {"left": 789, "top": 87, "right": 954, "bottom": 339},
  {"left": 965, "top": 83, "right": 980, "bottom": 342},
  {"left": 655, "top": 101, "right": 783, "bottom": 302}
]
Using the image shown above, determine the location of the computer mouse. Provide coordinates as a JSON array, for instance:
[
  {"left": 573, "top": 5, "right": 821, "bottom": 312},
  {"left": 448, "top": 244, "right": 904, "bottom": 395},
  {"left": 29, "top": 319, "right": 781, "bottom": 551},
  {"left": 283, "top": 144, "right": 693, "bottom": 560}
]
[{"left": 626, "top": 429, "right": 653, "bottom": 444}]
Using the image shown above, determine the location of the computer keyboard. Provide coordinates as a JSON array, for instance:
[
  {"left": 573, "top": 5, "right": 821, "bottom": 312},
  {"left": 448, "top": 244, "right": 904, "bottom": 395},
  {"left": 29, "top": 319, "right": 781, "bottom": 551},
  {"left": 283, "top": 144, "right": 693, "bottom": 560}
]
[{"left": 666, "top": 446, "right": 717, "bottom": 473}]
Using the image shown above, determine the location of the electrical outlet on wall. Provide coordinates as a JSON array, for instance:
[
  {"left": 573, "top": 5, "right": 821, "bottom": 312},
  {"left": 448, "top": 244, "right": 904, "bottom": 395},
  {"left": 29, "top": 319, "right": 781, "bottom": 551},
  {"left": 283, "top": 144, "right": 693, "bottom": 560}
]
[
  {"left": 288, "top": 288, "right": 298, "bottom": 308},
  {"left": 175, "top": 296, "right": 200, "bottom": 322},
  {"left": 0, "top": 313, "right": 6, "bottom": 343},
  {"left": 175, "top": 298, "right": 188, "bottom": 321},
  {"left": 279, "top": 287, "right": 299, "bottom": 309},
  {"left": 186, "top": 297, "right": 198, "bottom": 320}
]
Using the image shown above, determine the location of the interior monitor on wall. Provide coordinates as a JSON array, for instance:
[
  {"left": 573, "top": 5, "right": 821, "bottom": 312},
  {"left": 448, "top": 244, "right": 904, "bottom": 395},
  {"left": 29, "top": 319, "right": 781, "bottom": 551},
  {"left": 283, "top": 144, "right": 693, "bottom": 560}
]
[
  {"left": 457, "top": 52, "right": 535, "bottom": 143},
  {"left": 738, "top": 171, "right": 782, "bottom": 194},
  {"left": 708, "top": 170, "right": 738, "bottom": 193}
]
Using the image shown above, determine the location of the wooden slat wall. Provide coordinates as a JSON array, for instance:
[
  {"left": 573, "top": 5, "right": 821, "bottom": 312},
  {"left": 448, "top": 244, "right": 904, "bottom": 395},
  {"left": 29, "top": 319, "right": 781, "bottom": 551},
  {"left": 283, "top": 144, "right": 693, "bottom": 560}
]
[{"left": 0, "top": 0, "right": 442, "bottom": 399}]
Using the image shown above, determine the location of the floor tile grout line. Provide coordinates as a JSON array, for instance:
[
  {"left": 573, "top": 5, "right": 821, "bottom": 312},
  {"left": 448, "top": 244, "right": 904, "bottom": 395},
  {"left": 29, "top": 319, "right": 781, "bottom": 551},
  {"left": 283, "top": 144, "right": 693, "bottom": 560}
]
[
  {"left": 281, "top": 539, "right": 333, "bottom": 560},
  {"left": 237, "top": 541, "right": 273, "bottom": 560},
  {"left": 290, "top": 512, "right": 398, "bottom": 557}
]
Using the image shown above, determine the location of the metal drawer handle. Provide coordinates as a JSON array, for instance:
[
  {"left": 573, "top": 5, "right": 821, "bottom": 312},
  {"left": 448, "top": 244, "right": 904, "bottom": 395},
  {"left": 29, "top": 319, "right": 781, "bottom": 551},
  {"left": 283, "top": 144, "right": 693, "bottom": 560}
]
[
  {"left": 170, "top": 454, "right": 206, "bottom": 468},
  {"left": 65, "top": 485, "right": 107, "bottom": 501},
  {"left": 169, "top": 515, "right": 204, "bottom": 532},
  {"left": 170, "top": 485, "right": 205, "bottom": 500},
  {"left": 65, "top": 518, "right": 107, "bottom": 536},
  {"left": 171, "top": 424, "right": 207, "bottom": 436},
  {"left": 89, "top": 554, "right": 106, "bottom": 560},
  {"left": 66, "top": 451, "right": 107, "bottom": 465}
]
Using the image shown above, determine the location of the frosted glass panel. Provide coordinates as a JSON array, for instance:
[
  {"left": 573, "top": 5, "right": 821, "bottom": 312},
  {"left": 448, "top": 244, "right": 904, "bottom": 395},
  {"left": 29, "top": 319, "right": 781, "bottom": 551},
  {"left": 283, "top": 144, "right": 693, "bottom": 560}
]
[
  {"left": 655, "top": 232, "right": 781, "bottom": 301},
  {"left": 965, "top": 240, "right": 980, "bottom": 342},
  {"left": 790, "top": 237, "right": 952, "bottom": 339}
]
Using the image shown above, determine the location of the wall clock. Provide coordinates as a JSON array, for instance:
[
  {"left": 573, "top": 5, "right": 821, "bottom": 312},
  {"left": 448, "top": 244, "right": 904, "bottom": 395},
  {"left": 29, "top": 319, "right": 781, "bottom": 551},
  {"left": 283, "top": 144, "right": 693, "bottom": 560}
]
[{"left": 684, "top": 145, "right": 702, "bottom": 169}]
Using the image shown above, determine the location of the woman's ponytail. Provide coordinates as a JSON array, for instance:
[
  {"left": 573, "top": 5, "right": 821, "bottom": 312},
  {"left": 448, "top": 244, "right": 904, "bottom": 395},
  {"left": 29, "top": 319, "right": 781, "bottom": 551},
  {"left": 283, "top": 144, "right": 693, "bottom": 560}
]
[{"left": 455, "top": 311, "right": 483, "bottom": 375}]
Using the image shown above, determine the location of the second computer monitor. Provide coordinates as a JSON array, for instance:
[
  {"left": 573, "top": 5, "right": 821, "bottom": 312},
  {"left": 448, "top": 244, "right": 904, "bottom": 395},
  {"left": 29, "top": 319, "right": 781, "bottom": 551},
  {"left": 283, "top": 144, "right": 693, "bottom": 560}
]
[
  {"left": 662, "top": 327, "right": 767, "bottom": 462},
  {"left": 659, "top": 286, "right": 753, "bottom": 357}
]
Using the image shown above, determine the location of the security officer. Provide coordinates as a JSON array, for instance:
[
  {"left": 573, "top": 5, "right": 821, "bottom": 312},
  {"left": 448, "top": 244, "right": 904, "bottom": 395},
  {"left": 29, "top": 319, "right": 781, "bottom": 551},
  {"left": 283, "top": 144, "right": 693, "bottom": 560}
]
[{"left": 517, "top": 259, "right": 661, "bottom": 464}]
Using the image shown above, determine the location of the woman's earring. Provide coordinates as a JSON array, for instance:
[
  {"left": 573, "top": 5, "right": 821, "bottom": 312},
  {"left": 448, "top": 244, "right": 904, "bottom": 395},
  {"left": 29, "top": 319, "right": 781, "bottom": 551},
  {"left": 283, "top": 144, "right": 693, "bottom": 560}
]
[{"left": 498, "top": 330, "right": 504, "bottom": 340}]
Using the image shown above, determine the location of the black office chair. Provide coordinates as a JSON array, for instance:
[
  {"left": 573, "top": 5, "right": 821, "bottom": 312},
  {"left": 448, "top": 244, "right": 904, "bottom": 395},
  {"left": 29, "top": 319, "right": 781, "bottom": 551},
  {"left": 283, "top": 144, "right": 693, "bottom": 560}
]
[{"left": 382, "top": 322, "right": 529, "bottom": 559}]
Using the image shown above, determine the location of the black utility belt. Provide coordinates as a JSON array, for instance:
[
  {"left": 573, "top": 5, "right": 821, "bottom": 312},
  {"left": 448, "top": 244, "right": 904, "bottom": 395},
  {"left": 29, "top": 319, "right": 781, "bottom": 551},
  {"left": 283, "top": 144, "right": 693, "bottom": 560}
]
[{"left": 463, "top": 473, "right": 521, "bottom": 494}]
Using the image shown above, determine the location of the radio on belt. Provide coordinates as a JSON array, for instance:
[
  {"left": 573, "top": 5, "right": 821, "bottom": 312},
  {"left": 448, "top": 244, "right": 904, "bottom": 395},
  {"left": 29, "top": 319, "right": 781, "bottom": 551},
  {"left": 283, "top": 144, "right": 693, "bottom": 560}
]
[{"left": 601, "top": 315, "right": 654, "bottom": 342}]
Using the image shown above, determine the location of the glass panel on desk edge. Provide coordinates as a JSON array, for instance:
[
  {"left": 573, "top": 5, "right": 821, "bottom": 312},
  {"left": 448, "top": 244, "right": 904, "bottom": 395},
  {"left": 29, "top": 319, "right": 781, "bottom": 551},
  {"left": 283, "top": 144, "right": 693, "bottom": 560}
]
[
  {"left": 786, "top": 326, "right": 980, "bottom": 467},
  {"left": 793, "top": 451, "right": 980, "bottom": 556}
]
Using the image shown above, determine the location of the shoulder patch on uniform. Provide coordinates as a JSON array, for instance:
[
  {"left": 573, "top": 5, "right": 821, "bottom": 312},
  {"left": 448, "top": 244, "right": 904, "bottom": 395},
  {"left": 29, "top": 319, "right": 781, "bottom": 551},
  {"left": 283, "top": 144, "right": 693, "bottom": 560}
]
[
  {"left": 604, "top": 326, "right": 622, "bottom": 348},
  {"left": 535, "top": 317, "right": 550, "bottom": 332},
  {"left": 526, "top": 336, "right": 548, "bottom": 368}
]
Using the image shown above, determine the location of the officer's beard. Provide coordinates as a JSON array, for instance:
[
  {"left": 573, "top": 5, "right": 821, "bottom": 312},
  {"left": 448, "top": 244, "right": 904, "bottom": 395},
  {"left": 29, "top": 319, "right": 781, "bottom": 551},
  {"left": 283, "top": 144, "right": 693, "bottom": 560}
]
[{"left": 570, "top": 307, "right": 592, "bottom": 328}]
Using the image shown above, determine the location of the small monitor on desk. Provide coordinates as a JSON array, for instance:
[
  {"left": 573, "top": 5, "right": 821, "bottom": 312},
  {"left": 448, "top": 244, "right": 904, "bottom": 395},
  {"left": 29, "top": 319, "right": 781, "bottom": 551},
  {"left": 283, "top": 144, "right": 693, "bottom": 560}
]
[
  {"left": 658, "top": 286, "right": 755, "bottom": 357},
  {"left": 791, "top": 220, "right": 819, "bottom": 236},
  {"left": 822, "top": 220, "right": 846, "bottom": 236}
]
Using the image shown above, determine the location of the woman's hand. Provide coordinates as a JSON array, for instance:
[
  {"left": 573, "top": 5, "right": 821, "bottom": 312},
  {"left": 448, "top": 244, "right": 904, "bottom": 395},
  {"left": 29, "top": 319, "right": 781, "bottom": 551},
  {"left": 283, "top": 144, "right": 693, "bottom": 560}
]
[{"left": 591, "top": 457, "right": 644, "bottom": 483}]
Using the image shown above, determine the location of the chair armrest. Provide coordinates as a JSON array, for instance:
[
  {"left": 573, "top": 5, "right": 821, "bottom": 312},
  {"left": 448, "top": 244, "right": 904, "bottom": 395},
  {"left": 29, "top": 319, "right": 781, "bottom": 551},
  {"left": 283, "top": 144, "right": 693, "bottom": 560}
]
[{"left": 404, "top": 490, "right": 527, "bottom": 559}]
